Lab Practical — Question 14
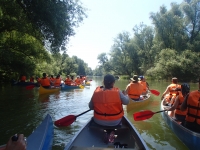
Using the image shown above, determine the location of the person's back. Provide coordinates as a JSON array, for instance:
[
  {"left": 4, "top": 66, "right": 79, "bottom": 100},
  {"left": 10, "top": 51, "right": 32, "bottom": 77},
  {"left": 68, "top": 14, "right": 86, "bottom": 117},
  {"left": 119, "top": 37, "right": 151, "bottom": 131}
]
[
  {"left": 64, "top": 75, "right": 72, "bottom": 86},
  {"left": 75, "top": 76, "right": 81, "bottom": 85},
  {"left": 181, "top": 78, "right": 200, "bottom": 132},
  {"left": 20, "top": 75, "right": 26, "bottom": 82},
  {"left": 138, "top": 76, "right": 148, "bottom": 94},
  {"left": 40, "top": 73, "right": 50, "bottom": 88},
  {"left": 125, "top": 75, "right": 143, "bottom": 100},
  {"left": 89, "top": 74, "right": 129, "bottom": 126},
  {"left": 30, "top": 76, "right": 34, "bottom": 82},
  {"left": 54, "top": 75, "right": 61, "bottom": 87}
]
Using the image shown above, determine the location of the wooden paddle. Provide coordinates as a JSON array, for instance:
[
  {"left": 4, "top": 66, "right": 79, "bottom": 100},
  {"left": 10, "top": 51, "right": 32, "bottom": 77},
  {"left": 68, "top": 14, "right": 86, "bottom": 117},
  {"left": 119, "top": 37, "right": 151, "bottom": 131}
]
[
  {"left": 54, "top": 109, "right": 91, "bottom": 127},
  {"left": 133, "top": 110, "right": 167, "bottom": 121},
  {"left": 149, "top": 89, "right": 160, "bottom": 96},
  {"left": 26, "top": 85, "right": 35, "bottom": 90}
]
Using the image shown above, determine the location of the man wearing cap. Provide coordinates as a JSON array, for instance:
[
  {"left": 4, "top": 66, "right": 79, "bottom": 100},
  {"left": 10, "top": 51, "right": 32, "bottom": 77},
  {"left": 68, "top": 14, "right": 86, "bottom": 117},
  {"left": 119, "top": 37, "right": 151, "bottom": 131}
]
[
  {"left": 89, "top": 74, "right": 129, "bottom": 126},
  {"left": 125, "top": 75, "right": 144, "bottom": 101}
]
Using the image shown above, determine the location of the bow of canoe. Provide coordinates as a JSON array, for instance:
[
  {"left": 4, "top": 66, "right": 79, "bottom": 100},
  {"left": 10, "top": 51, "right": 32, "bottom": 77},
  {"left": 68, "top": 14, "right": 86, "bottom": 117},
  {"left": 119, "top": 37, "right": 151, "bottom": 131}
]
[
  {"left": 39, "top": 86, "right": 60, "bottom": 95},
  {"left": 64, "top": 116, "right": 149, "bottom": 150}
]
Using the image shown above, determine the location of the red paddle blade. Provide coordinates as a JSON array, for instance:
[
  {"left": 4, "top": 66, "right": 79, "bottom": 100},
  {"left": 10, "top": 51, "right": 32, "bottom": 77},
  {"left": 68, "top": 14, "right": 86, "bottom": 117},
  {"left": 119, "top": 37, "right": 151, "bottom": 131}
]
[
  {"left": 150, "top": 89, "right": 160, "bottom": 96},
  {"left": 133, "top": 110, "right": 155, "bottom": 121},
  {"left": 26, "top": 85, "right": 35, "bottom": 90},
  {"left": 54, "top": 115, "right": 76, "bottom": 127}
]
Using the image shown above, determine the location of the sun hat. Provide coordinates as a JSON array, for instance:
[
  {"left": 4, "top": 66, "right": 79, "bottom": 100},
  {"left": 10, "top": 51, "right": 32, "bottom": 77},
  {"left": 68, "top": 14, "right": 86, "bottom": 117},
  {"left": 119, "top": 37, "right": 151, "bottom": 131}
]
[
  {"left": 104, "top": 74, "right": 115, "bottom": 84},
  {"left": 130, "top": 75, "right": 138, "bottom": 81}
]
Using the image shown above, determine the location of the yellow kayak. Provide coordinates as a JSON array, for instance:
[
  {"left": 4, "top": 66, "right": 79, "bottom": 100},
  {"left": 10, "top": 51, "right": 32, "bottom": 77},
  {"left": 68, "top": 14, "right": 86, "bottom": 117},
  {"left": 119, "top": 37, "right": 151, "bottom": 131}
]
[{"left": 39, "top": 86, "right": 60, "bottom": 95}]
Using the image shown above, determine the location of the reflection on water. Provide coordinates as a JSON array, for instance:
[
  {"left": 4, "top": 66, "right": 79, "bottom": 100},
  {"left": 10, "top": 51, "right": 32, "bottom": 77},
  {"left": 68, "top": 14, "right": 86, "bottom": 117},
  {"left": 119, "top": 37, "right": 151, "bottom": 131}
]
[{"left": 0, "top": 78, "right": 195, "bottom": 149}]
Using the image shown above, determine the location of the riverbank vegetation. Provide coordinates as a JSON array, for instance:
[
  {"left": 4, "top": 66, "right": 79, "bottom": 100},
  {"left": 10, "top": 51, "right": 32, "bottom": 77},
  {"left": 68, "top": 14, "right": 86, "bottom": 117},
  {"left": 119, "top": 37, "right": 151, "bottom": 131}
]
[
  {"left": 0, "top": 0, "right": 199, "bottom": 83},
  {"left": 95, "top": 0, "right": 200, "bottom": 82}
]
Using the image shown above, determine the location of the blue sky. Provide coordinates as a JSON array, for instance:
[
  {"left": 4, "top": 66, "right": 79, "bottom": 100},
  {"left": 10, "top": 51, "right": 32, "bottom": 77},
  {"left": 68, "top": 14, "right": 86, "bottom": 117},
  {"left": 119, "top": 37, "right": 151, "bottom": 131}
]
[{"left": 67, "top": 0, "right": 183, "bottom": 70}]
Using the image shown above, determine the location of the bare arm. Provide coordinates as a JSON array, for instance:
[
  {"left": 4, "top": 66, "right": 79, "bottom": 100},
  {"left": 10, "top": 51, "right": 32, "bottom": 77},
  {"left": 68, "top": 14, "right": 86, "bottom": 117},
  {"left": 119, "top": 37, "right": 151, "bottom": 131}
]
[
  {"left": 167, "top": 96, "right": 179, "bottom": 111},
  {"left": 161, "top": 86, "right": 170, "bottom": 99}
]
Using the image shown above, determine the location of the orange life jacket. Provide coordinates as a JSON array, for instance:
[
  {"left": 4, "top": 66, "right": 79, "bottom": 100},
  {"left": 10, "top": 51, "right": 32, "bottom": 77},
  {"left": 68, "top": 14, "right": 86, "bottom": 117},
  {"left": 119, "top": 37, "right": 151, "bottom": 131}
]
[
  {"left": 30, "top": 77, "right": 34, "bottom": 82},
  {"left": 127, "top": 83, "right": 144, "bottom": 99},
  {"left": 20, "top": 76, "right": 26, "bottom": 82},
  {"left": 138, "top": 81, "right": 147, "bottom": 92},
  {"left": 186, "top": 90, "right": 200, "bottom": 124},
  {"left": 64, "top": 78, "right": 72, "bottom": 85},
  {"left": 169, "top": 84, "right": 181, "bottom": 95},
  {"left": 54, "top": 78, "right": 61, "bottom": 87},
  {"left": 175, "top": 92, "right": 187, "bottom": 116},
  {"left": 50, "top": 78, "right": 56, "bottom": 84},
  {"left": 40, "top": 78, "right": 50, "bottom": 86},
  {"left": 92, "top": 87, "right": 124, "bottom": 121},
  {"left": 75, "top": 78, "right": 81, "bottom": 85}
]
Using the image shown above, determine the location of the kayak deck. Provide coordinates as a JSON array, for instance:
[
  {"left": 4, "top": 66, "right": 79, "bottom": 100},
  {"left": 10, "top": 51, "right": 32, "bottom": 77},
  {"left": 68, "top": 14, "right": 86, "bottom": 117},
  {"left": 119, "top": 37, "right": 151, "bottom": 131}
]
[{"left": 65, "top": 116, "right": 148, "bottom": 150}]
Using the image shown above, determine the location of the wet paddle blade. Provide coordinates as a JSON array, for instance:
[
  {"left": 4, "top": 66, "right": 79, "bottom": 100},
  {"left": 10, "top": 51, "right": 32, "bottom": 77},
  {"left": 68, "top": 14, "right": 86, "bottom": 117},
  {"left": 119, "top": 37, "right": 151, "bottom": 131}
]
[
  {"left": 54, "top": 115, "right": 76, "bottom": 127},
  {"left": 133, "top": 110, "right": 155, "bottom": 121},
  {"left": 150, "top": 89, "right": 160, "bottom": 96},
  {"left": 26, "top": 85, "right": 35, "bottom": 90}
]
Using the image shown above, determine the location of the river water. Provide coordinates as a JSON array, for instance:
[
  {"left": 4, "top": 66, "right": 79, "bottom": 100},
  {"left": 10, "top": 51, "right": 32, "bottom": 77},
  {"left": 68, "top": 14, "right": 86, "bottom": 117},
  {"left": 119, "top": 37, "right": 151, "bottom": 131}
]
[{"left": 0, "top": 76, "right": 198, "bottom": 150}]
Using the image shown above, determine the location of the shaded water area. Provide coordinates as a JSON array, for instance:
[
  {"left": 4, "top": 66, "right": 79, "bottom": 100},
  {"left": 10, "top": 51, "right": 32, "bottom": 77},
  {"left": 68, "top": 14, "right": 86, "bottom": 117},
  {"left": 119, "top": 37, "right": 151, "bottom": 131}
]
[{"left": 0, "top": 77, "right": 198, "bottom": 149}]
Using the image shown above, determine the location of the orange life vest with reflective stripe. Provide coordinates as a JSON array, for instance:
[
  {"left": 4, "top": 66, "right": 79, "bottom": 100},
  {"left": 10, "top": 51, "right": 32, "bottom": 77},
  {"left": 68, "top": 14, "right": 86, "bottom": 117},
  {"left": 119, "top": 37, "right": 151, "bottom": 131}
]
[
  {"left": 54, "top": 78, "right": 61, "bottom": 86},
  {"left": 40, "top": 78, "right": 50, "bottom": 86},
  {"left": 186, "top": 90, "right": 200, "bottom": 124},
  {"left": 127, "top": 83, "right": 143, "bottom": 99},
  {"left": 92, "top": 87, "right": 124, "bottom": 121},
  {"left": 175, "top": 92, "right": 187, "bottom": 116}
]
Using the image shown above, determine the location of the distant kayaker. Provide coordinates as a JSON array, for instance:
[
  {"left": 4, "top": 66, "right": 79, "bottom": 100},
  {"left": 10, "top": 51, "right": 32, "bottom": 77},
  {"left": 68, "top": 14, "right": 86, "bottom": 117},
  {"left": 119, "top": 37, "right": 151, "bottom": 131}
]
[
  {"left": 4, "top": 134, "right": 26, "bottom": 150},
  {"left": 74, "top": 76, "right": 82, "bottom": 85},
  {"left": 125, "top": 75, "right": 144, "bottom": 101},
  {"left": 181, "top": 78, "right": 200, "bottom": 133},
  {"left": 138, "top": 76, "right": 149, "bottom": 95},
  {"left": 64, "top": 75, "right": 73, "bottom": 86},
  {"left": 53, "top": 74, "right": 61, "bottom": 87},
  {"left": 88, "top": 74, "right": 129, "bottom": 126},
  {"left": 29, "top": 75, "right": 34, "bottom": 83},
  {"left": 19, "top": 75, "right": 26, "bottom": 82},
  {"left": 39, "top": 73, "right": 51, "bottom": 88}
]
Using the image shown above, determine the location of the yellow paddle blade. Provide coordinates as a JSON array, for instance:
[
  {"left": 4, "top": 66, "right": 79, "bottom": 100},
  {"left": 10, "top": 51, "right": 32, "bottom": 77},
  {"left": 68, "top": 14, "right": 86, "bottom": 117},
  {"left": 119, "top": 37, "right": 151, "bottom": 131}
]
[{"left": 79, "top": 85, "right": 84, "bottom": 89}]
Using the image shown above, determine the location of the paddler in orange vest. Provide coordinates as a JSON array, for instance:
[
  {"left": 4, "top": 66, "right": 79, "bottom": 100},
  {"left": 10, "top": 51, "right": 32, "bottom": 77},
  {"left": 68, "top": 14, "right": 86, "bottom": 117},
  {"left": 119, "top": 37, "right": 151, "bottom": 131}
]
[
  {"left": 64, "top": 75, "right": 73, "bottom": 86},
  {"left": 74, "top": 76, "right": 82, "bottom": 85},
  {"left": 161, "top": 77, "right": 181, "bottom": 105},
  {"left": 89, "top": 74, "right": 129, "bottom": 126},
  {"left": 40, "top": 73, "right": 51, "bottom": 88},
  {"left": 49, "top": 75, "right": 56, "bottom": 85},
  {"left": 181, "top": 78, "right": 200, "bottom": 133},
  {"left": 166, "top": 83, "right": 190, "bottom": 124},
  {"left": 29, "top": 76, "right": 34, "bottom": 82},
  {"left": 125, "top": 75, "right": 144, "bottom": 101},
  {"left": 53, "top": 74, "right": 61, "bottom": 87},
  {"left": 19, "top": 75, "right": 26, "bottom": 82},
  {"left": 138, "top": 76, "right": 149, "bottom": 95}
]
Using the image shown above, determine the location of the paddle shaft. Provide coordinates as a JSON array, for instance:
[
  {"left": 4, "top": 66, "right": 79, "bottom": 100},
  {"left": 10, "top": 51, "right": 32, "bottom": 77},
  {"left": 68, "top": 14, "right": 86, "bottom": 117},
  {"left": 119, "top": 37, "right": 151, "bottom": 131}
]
[{"left": 76, "top": 109, "right": 91, "bottom": 118}]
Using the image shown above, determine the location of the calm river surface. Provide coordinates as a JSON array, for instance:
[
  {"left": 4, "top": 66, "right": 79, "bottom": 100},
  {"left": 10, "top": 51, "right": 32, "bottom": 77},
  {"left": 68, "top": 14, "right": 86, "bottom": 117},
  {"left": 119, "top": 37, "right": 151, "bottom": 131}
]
[{"left": 0, "top": 76, "right": 198, "bottom": 150}]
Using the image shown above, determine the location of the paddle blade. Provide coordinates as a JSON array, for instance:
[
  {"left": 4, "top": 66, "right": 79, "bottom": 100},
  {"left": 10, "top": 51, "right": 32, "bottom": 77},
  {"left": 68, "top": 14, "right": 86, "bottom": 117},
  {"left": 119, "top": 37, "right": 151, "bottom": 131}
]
[
  {"left": 54, "top": 115, "right": 76, "bottom": 127},
  {"left": 26, "top": 85, "right": 35, "bottom": 90},
  {"left": 133, "top": 110, "right": 154, "bottom": 121},
  {"left": 79, "top": 85, "right": 84, "bottom": 89},
  {"left": 150, "top": 89, "right": 160, "bottom": 96}
]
